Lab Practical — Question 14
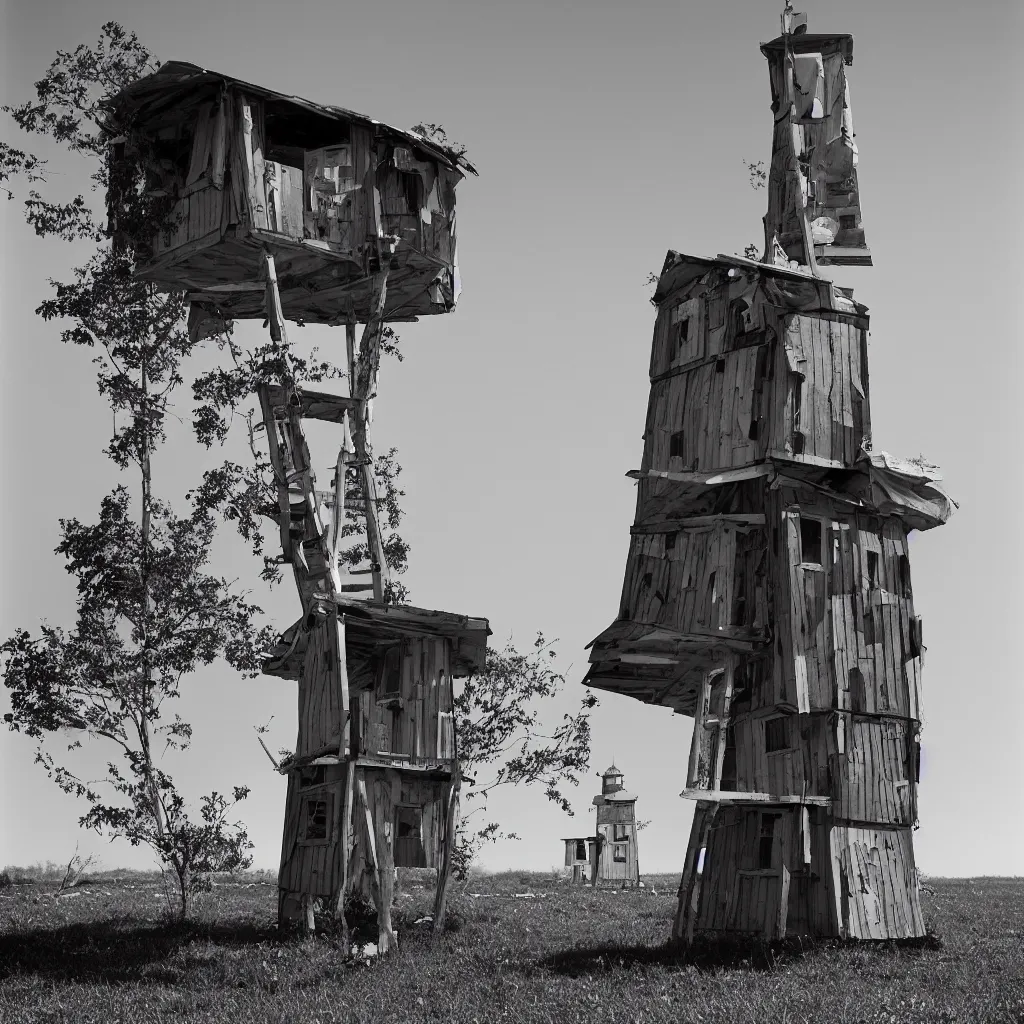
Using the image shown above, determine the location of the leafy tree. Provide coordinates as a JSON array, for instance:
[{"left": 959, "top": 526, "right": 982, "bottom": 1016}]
[
  {"left": 0, "top": 23, "right": 268, "bottom": 915},
  {"left": 453, "top": 634, "right": 598, "bottom": 878}
]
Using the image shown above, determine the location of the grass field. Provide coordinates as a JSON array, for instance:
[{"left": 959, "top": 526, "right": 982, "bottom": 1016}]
[{"left": 0, "top": 867, "right": 1021, "bottom": 1023}]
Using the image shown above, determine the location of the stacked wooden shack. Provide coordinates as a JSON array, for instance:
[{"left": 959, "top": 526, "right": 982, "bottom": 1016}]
[
  {"left": 108, "top": 63, "right": 486, "bottom": 949},
  {"left": 562, "top": 764, "right": 641, "bottom": 886},
  {"left": 585, "top": 12, "right": 954, "bottom": 941}
]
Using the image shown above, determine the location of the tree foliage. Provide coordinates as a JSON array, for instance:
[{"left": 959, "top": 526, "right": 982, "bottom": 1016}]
[
  {"left": 0, "top": 23, "right": 266, "bottom": 915},
  {"left": 452, "top": 634, "right": 598, "bottom": 877}
]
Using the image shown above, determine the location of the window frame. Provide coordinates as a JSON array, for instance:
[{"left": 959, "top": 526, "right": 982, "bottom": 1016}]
[
  {"left": 299, "top": 796, "right": 331, "bottom": 846},
  {"left": 393, "top": 804, "right": 427, "bottom": 868},
  {"left": 764, "top": 716, "right": 794, "bottom": 755}
]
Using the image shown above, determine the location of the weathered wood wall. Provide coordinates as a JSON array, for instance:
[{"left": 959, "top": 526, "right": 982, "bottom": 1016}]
[
  {"left": 279, "top": 765, "right": 448, "bottom": 912},
  {"left": 354, "top": 637, "right": 454, "bottom": 765},
  {"left": 645, "top": 270, "right": 868, "bottom": 475},
  {"left": 618, "top": 523, "right": 767, "bottom": 637}
]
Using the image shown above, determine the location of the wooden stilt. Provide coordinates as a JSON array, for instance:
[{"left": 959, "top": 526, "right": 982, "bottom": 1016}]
[{"left": 432, "top": 769, "right": 462, "bottom": 935}]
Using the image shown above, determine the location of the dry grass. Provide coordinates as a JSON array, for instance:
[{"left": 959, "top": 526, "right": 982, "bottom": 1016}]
[{"left": 0, "top": 867, "right": 1020, "bottom": 1023}]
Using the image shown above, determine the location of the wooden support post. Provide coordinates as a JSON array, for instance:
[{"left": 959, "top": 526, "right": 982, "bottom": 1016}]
[
  {"left": 356, "top": 775, "right": 397, "bottom": 953},
  {"left": 301, "top": 891, "right": 315, "bottom": 937},
  {"left": 432, "top": 769, "right": 462, "bottom": 935},
  {"left": 673, "top": 801, "right": 716, "bottom": 944}
]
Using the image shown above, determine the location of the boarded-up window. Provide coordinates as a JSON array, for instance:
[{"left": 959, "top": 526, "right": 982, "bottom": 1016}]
[
  {"left": 799, "top": 518, "right": 822, "bottom": 566},
  {"left": 613, "top": 843, "right": 628, "bottom": 863},
  {"left": 394, "top": 806, "right": 426, "bottom": 867},
  {"left": 613, "top": 823, "right": 629, "bottom": 842},
  {"left": 302, "top": 799, "right": 328, "bottom": 843},
  {"left": 764, "top": 717, "right": 791, "bottom": 753},
  {"left": 670, "top": 304, "right": 699, "bottom": 363},
  {"left": 758, "top": 813, "right": 781, "bottom": 870},
  {"left": 437, "top": 711, "right": 455, "bottom": 759},
  {"left": 379, "top": 645, "right": 402, "bottom": 697}
]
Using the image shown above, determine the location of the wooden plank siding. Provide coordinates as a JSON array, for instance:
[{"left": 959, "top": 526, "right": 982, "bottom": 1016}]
[
  {"left": 830, "top": 825, "right": 924, "bottom": 939},
  {"left": 618, "top": 522, "right": 766, "bottom": 639},
  {"left": 296, "top": 617, "right": 344, "bottom": 760},
  {"left": 354, "top": 637, "right": 454, "bottom": 766}
]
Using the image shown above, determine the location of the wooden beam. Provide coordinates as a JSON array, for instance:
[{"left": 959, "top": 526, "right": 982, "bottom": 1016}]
[{"left": 680, "top": 789, "right": 831, "bottom": 806}]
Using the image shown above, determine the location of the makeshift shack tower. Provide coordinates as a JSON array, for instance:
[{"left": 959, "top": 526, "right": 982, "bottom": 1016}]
[
  {"left": 108, "top": 63, "right": 489, "bottom": 949},
  {"left": 562, "top": 763, "right": 641, "bottom": 886},
  {"left": 584, "top": 10, "right": 954, "bottom": 941}
]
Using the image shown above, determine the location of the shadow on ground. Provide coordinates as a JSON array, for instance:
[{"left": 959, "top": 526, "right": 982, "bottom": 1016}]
[
  {"left": 0, "top": 918, "right": 281, "bottom": 985},
  {"left": 539, "top": 932, "right": 943, "bottom": 977}
]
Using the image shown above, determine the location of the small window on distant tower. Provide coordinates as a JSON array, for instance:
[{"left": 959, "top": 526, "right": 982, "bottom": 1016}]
[
  {"left": 379, "top": 645, "right": 402, "bottom": 697},
  {"left": 758, "top": 813, "right": 781, "bottom": 869},
  {"left": 799, "top": 517, "right": 822, "bottom": 566},
  {"left": 764, "top": 717, "right": 791, "bottom": 753}
]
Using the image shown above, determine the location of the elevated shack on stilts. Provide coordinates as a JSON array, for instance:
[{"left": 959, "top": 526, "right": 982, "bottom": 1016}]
[
  {"left": 584, "top": 9, "right": 955, "bottom": 942},
  {"left": 108, "top": 63, "right": 487, "bottom": 950}
]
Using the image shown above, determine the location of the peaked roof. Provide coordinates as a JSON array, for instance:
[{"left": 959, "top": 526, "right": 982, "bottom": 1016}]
[{"left": 107, "top": 60, "right": 478, "bottom": 177}]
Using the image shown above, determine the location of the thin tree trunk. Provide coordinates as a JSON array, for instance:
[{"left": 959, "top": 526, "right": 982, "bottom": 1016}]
[{"left": 138, "top": 354, "right": 165, "bottom": 841}]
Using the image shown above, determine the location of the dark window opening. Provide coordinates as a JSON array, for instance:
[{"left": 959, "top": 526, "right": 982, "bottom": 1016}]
[
  {"left": 840, "top": 214, "right": 857, "bottom": 230},
  {"left": 673, "top": 316, "right": 690, "bottom": 360},
  {"left": 394, "top": 806, "right": 427, "bottom": 867},
  {"left": 727, "top": 299, "right": 750, "bottom": 350},
  {"left": 304, "top": 799, "right": 328, "bottom": 841},
  {"left": 799, "top": 517, "right": 822, "bottom": 566},
  {"left": 575, "top": 840, "right": 587, "bottom": 860},
  {"left": 898, "top": 555, "right": 912, "bottom": 598},
  {"left": 863, "top": 604, "right": 878, "bottom": 646},
  {"left": 300, "top": 765, "right": 327, "bottom": 788},
  {"left": 715, "top": 357, "right": 726, "bottom": 374},
  {"left": 665, "top": 532, "right": 677, "bottom": 552},
  {"left": 848, "top": 667, "right": 866, "bottom": 714},
  {"left": 867, "top": 550, "right": 879, "bottom": 589},
  {"left": 758, "top": 813, "right": 780, "bottom": 870},
  {"left": 765, "top": 717, "right": 791, "bottom": 753},
  {"left": 641, "top": 572, "right": 653, "bottom": 590},
  {"left": 613, "top": 843, "right": 628, "bottom": 863},
  {"left": 613, "top": 823, "right": 629, "bottom": 842},
  {"left": 720, "top": 725, "right": 737, "bottom": 791},
  {"left": 379, "top": 645, "right": 402, "bottom": 696},
  {"left": 911, "top": 740, "right": 921, "bottom": 783},
  {"left": 669, "top": 431, "right": 686, "bottom": 459},
  {"left": 909, "top": 616, "right": 922, "bottom": 658}
]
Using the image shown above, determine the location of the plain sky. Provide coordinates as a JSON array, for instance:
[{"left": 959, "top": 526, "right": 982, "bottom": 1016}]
[{"left": 1, "top": 0, "right": 1021, "bottom": 878}]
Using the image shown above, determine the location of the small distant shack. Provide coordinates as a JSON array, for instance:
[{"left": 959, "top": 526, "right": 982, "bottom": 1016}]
[{"left": 563, "top": 765, "right": 640, "bottom": 886}]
